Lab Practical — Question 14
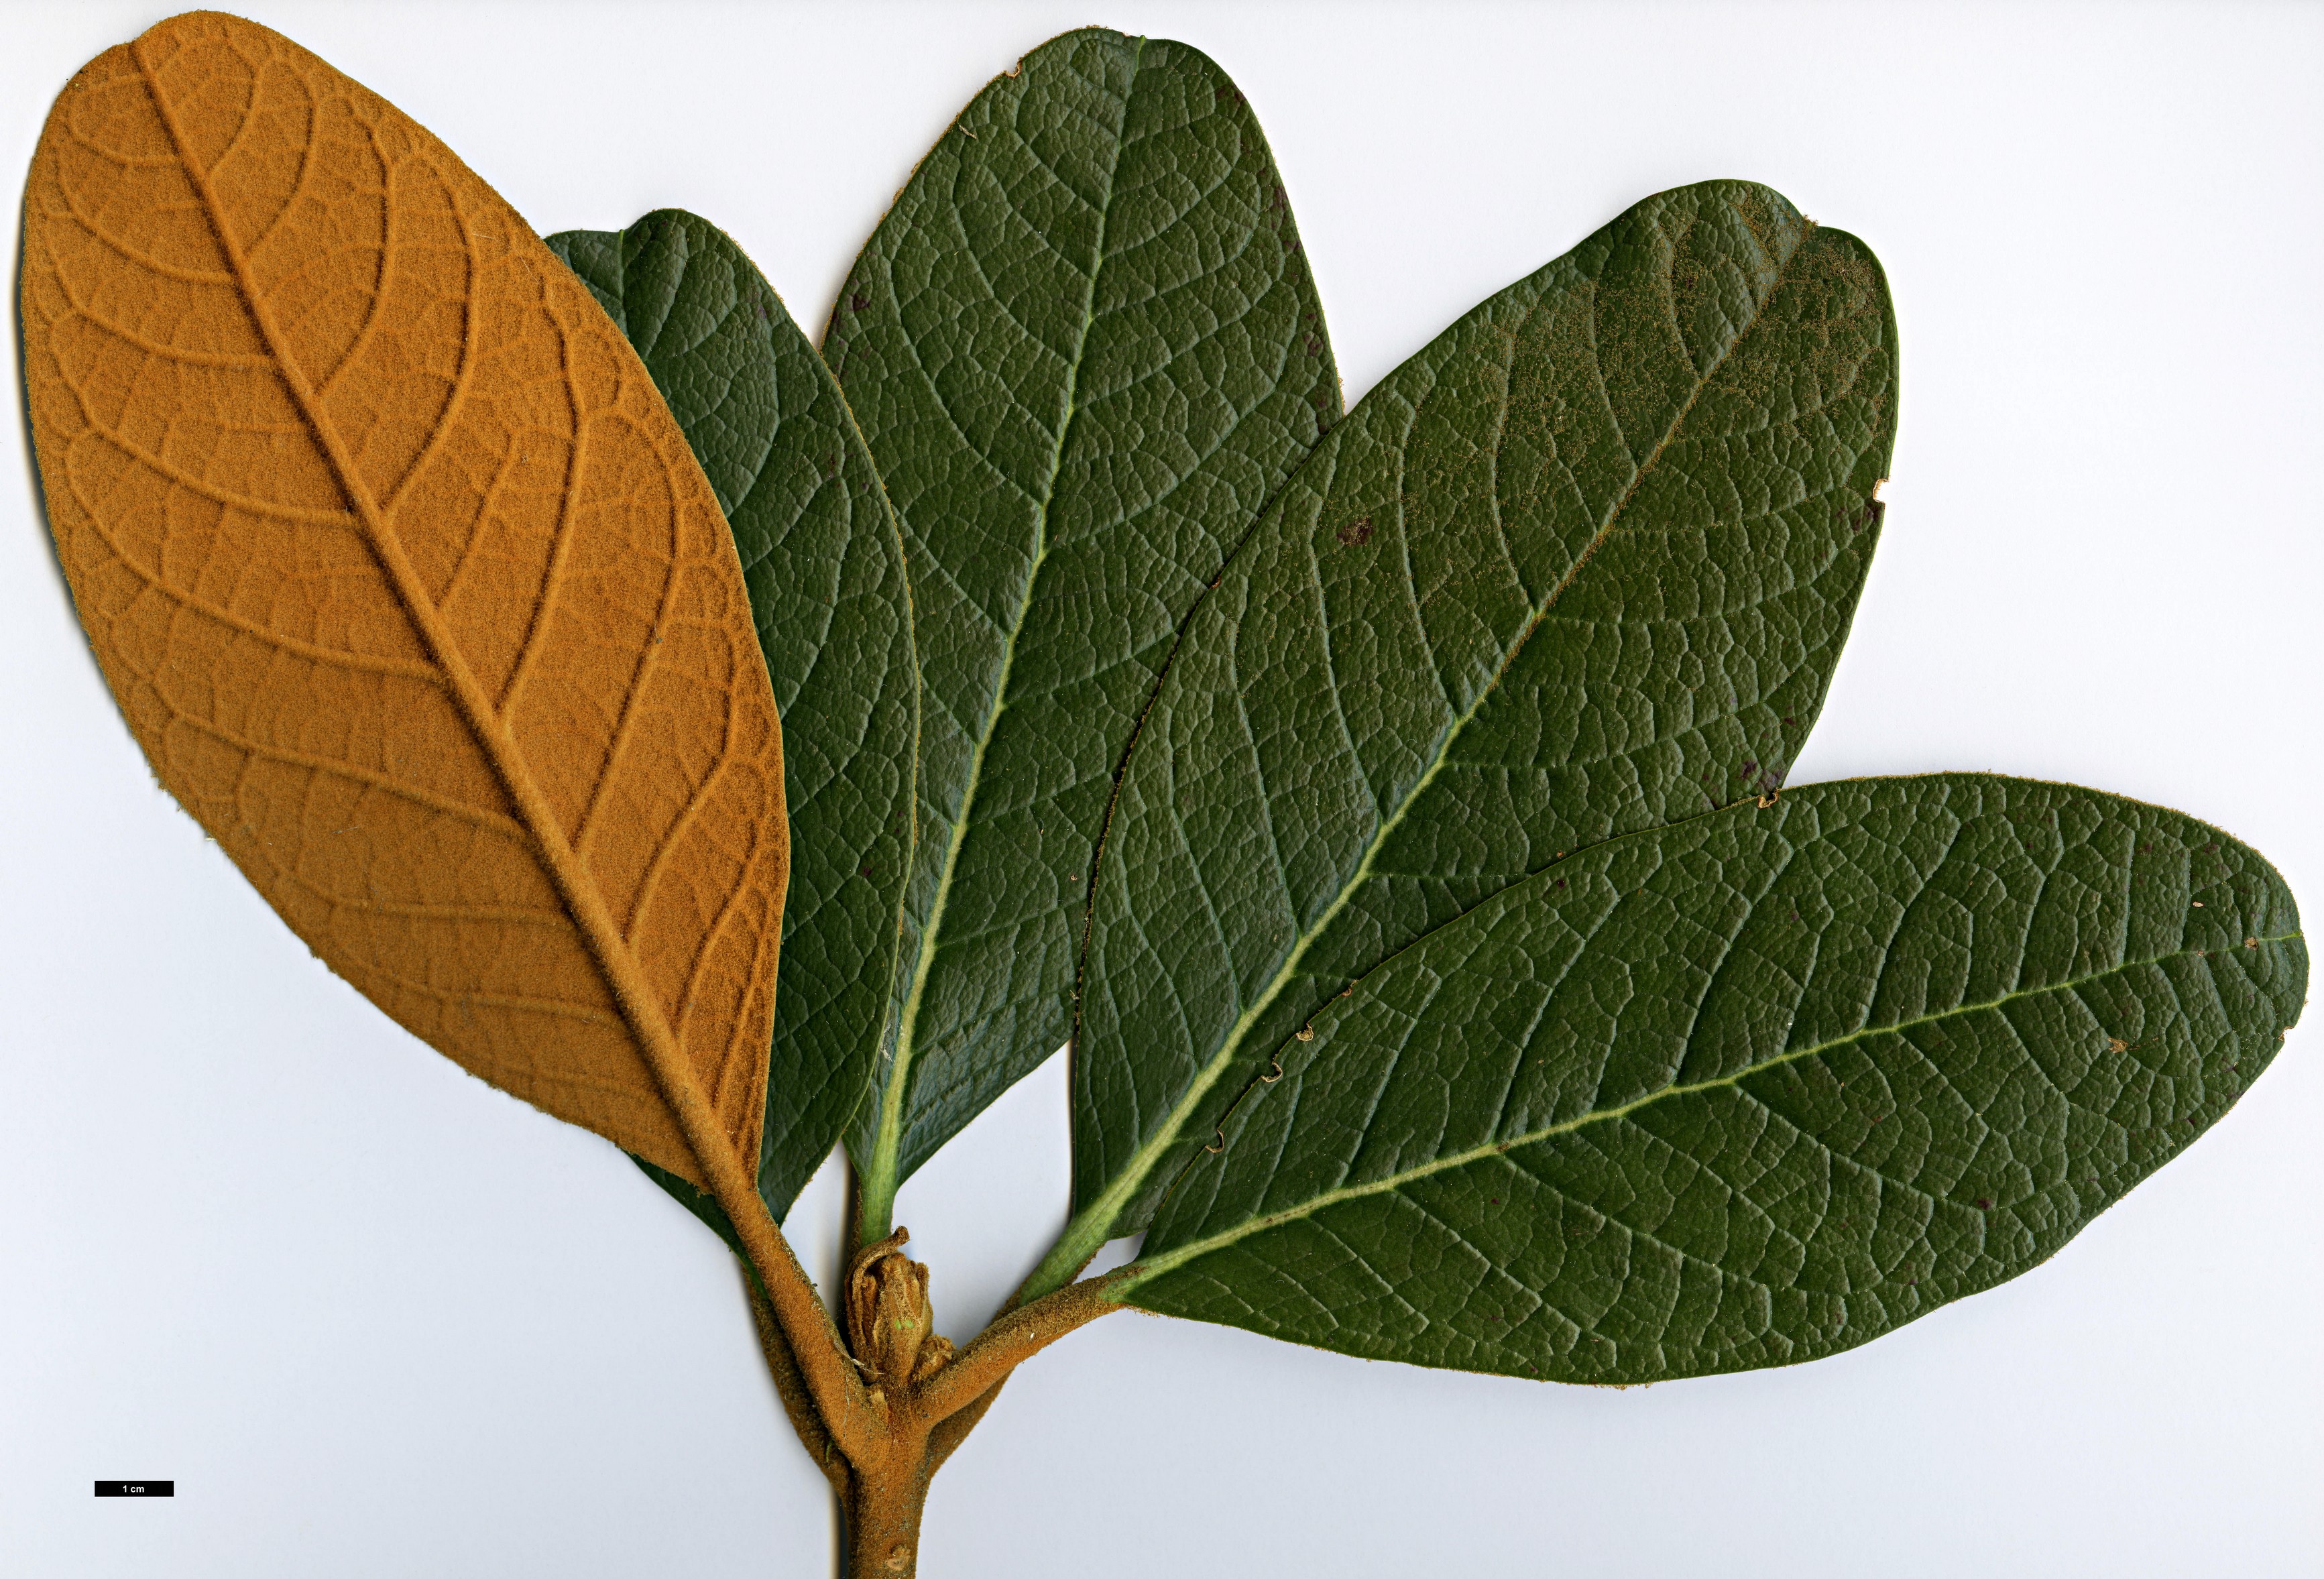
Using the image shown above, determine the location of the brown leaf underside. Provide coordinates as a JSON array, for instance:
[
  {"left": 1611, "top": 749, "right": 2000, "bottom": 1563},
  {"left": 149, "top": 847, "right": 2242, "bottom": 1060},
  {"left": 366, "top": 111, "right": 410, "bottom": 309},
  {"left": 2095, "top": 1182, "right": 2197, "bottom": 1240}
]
[{"left": 21, "top": 11, "right": 789, "bottom": 1185}]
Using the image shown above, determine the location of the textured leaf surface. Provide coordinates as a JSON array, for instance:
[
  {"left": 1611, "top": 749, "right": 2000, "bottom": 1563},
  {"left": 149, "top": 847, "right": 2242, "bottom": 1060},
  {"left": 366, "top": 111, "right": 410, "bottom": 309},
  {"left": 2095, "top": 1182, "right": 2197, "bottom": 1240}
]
[
  {"left": 549, "top": 212, "right": 915, "bottom": 1220},
  {"left": 1060, "top": 181, "right": 1896, "bottom": 1264},
  {"left": 825, "top": 27, "right": 1341, "bottom": 1214},
  {"left": 1118, "top": 776, "right": 2307, "bottom": 1381},
  {"left": 21, "top": 13, "right": 788, "bottom": 1186}
]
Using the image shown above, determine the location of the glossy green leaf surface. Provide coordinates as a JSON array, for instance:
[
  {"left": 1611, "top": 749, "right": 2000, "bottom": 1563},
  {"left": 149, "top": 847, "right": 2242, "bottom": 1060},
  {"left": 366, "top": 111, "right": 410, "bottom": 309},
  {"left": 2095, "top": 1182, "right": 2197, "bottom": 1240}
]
[
  {"left": 824, "top": 28, "right": 1341, "bottom": 1225},
  {"left": 1118, "top": 775, "right": 2306, "bottom": 1381},
  {"left": 1044, "top": 182, "right": 1896, "bottom": 1281},
  {"left": 548, "top": 213, "right": 917, "bottom": 1222}
]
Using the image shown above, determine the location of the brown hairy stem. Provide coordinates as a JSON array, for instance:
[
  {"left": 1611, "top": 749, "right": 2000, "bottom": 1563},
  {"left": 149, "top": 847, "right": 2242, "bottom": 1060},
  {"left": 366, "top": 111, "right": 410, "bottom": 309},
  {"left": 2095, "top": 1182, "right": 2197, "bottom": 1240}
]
[
  {"left": 770, "top": 1236, "right": 1128, "bottom": 1576},
  {"left": 925, "top": 1379, "right": 1006, "bottom": 1476},
  {"left": 911, "top": 1247, "right": 1102, "bottom": 1472},
  {"left": 825, "top": 1274, "right": 1120, "bottom": 1578},
  {"left": 913, "top": 1273, "right": 1127, "bottom": 1425},
  {"left": 716, "top": 1177, "right": 884, "bottom": 1459},
  {"left": 731, "top": 1211, "right": 1130, "bottom": 1576},
  {"left": 742, "top": 1267, "right": 850, "bottom": 1499},
  {"left": 840, "top": 1418, "right": 936, "bottom": 1579}
]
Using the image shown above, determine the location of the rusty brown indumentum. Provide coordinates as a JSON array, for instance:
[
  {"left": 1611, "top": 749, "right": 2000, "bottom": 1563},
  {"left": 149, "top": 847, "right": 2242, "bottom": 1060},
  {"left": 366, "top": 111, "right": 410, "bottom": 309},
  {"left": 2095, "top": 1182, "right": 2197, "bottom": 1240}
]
[{"left": 744, "top": 1228, "right": 1126, "bottom": 1576}]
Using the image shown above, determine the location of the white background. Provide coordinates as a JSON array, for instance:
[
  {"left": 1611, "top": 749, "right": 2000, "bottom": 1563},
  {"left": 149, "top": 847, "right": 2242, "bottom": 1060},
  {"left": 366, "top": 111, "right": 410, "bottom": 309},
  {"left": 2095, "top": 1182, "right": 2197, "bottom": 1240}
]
[{"left": 3, "top": 2, "right": 2319, "bottom": 1574}]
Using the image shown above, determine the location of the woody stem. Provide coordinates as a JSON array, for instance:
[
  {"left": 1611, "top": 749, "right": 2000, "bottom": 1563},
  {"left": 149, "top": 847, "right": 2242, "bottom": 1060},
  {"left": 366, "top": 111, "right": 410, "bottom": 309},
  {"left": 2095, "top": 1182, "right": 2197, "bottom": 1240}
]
[
  {"left": 912, "top": 1272, "right": 1127, "bottom": 1425},
  {"left": 841, "top": 1421, "right": 935, "bottom": 1579},
  {"left": 705, "top": 1167, "right": 881, "bottom": 1458},
  {"left": 742, "top": 1268, "right": 850, "bottom": 1497}
]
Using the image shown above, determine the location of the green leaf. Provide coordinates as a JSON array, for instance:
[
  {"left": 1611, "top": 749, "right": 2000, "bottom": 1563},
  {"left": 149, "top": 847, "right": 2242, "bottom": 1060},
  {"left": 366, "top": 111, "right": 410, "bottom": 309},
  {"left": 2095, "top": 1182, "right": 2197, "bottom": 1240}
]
[
  {"left": 1113, "top": 775, "right": 2307, "bottom": 1381},
  {"left": 824, "top": 27, "right": 1342, "bottom": 1232},
  {"left": 1037, "top": 181, "right": 1897, "bottom": 1287},
  {"left": 548, "top": 212, "right": 918, "bottom": 1222}
]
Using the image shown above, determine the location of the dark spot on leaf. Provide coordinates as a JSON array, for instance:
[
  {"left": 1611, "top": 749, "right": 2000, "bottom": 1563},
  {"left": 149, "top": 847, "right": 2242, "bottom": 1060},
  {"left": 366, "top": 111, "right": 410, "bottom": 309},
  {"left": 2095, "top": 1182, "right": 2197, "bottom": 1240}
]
[
  {"left": 859, "top": 864, "right": 874, "bottom": 878},
  {"left": 1975, "top": 1197, "right": 1992, "bottom": 1210},
  {"left": 850, "top": 290, "right": 870, "bottom": 313},
  {"left": 1337, "top": 516, "right": 1373, "bottom": 546},
  {"left": 1554, "top": 878, "right": 1567, "bottom": 890},
  {"left": 1782, "top": 715, "right": 1796, "bottom": 727}
]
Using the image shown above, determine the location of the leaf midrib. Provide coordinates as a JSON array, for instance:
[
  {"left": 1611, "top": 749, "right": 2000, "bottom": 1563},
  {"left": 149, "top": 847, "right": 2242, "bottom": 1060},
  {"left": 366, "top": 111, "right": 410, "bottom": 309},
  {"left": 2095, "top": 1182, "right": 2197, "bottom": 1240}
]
[
  {"left": 1117, "top": 929, "right": 2303, "bottom": 1293},
  {"left": 1032, "top": 215, "right": 1817, "bottom": 1293},
  {"left": 133, "top": 42, "right": 729, "bottom": 1180},
  {"left": 860, "top": 37, "right": 1148, "bottom": 1223}
]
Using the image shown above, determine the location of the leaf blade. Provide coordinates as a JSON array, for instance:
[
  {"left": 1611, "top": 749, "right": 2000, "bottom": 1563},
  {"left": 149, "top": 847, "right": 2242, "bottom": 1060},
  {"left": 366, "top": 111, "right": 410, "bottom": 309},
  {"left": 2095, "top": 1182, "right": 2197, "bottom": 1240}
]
[
  {"left": 21, "top": 14, "right": 787, "bottom": 1186},
  {"left": 1118, "top": 775, "right": 2307, "bottom": 1381},
  {"left": 827, "top": 27, "right": 1342, "bottom": 1215},
  {"left": 548, "top": 211, "right": 917, "bottom": 1220},
  {"left": 1063, "top": 181, "right": 1896, "bottom": 1261}
]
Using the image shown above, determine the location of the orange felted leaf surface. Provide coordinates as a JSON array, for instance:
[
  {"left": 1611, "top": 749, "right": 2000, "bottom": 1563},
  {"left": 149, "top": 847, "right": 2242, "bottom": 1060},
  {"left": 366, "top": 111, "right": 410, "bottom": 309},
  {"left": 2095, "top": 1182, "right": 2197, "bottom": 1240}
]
[{"left": 19, "top": 11, "right": 789, "bottom": 1187}]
